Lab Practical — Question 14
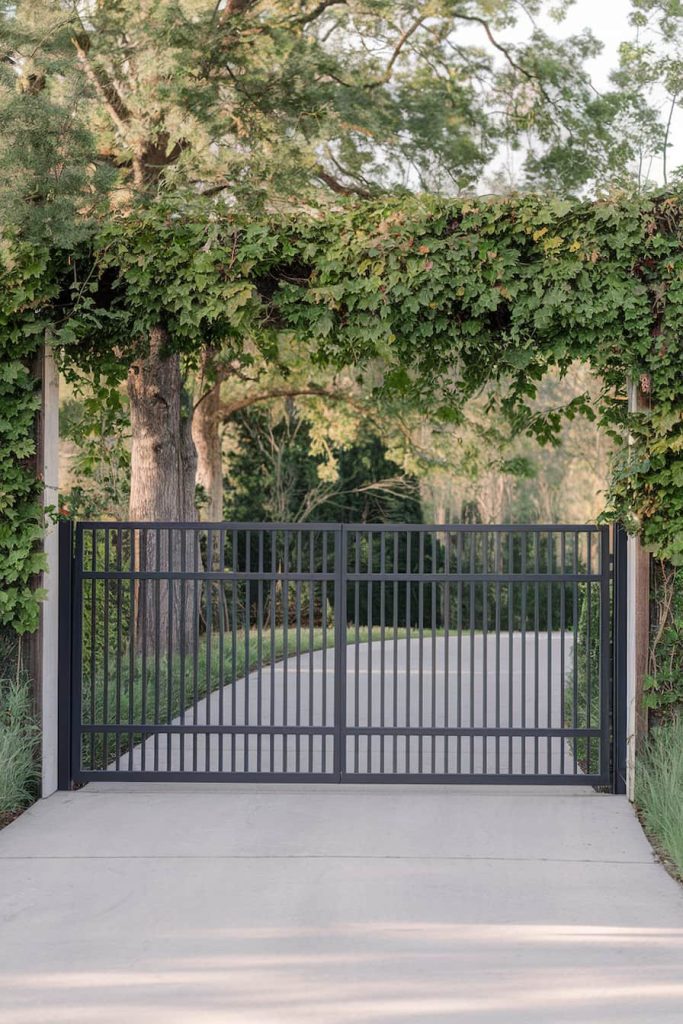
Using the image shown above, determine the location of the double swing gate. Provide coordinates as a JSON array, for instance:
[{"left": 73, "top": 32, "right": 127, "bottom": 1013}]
[{"left": 58, "top": 521, "right": 628, "bottom": 791}]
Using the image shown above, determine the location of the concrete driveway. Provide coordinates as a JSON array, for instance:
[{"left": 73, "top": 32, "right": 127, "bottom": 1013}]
[
  {"left": 125, "top": 634, "right": 579, "bottom": 777},
  {"left": 1, "top": 783, "right": 682, "bottom": 1023}
]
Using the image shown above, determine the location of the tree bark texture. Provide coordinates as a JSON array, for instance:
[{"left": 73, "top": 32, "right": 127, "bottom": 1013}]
[
  {"left": 192, "top": 358, "right": 224, "bottom": 524},
  {"left": 127, "top": 327, "right": 198, "bottom": 650}
]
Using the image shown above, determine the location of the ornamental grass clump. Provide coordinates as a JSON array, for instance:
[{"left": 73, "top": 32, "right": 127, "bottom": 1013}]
[
  {"left": 0, "top": 673, "right": 40, "bottom": 816},
  {"left": 635, "top": 716, "right": 683, "bottom": 879}
]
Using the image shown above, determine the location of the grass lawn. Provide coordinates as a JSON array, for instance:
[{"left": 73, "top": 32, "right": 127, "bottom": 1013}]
[
  {"left": 0, "top": 673, "right": 39, "bottom": 827},
  {"left": 84, "top": 625, "right": 438, "bottom": 767},
  {"left": 635, "top": 716, "right": 683, "bottom": 881}
]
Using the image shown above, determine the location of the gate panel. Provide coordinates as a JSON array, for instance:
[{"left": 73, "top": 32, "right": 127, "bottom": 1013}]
[
  {"left": 62, "top": 520, "right": 614, "bottom": 787},
  {"left": 340, "top": 525, "right": 611, "bottom": 785},
  {"left": 70, "top": 522, "right": 340, "bottom": 781}
]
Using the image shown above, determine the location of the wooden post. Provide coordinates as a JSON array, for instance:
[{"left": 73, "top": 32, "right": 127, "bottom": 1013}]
[
  {"left": 626, "top": 377, "right": 651, "bottom": 799},
  {"left": 27, "top": 342, "right": 60, "bottom": 797}
]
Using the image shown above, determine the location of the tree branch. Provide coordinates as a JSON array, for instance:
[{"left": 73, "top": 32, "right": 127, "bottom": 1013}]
[
  {"left": 291, "top": 0, "right": 348, "bottom": 28},
  {"left": 314, "top": 166, "right": 373, "bottom": 198},
  {"left": 71, "top": 34, "right": 132, "bottom": 137},
  {"left": 452, "top": 11, "right": 554, "bottom": 107},
  {"left": 220, "top": 385, "right": 365, "bottom": 421},
  {"left": 365, "top": 16, "right": 425, "bottom": 88}
]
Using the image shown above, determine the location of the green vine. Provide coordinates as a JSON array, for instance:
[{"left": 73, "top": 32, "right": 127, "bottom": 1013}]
[
  {"left": 63, "top": 191, "right": 683, "bottom": 561},
  {"left": 0, "top": 243, "right": 56, "bottom": 634},
  {"left": 4, "top": 189, "right": 683, "bottom": 636}
]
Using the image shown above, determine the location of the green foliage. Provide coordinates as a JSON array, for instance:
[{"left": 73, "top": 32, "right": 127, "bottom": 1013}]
[
  {"left": 1, "top": 0, "right": 650, "bottom": 206},
  {"left": 643, "top": 561, "right": 683, "bottom": 713},
  {"left": 635, "top": 715, "right": 683, "bottom": 878},
  {"left": 0, "top": 635, "right": 40, "bottom": 814},
  {"left": 224, "top": 409, "right": 422, "bottom": 525},
  {"left": 61, "top": 190, "right": 683, "bottom": 562},
  {"left": 0, "top": 243, "right": 56, "bottom": 633}
]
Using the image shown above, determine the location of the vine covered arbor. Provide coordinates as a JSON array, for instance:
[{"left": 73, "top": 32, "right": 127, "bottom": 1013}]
[{"left": 2, "top": 191, "right": 683, "bottom": 722}]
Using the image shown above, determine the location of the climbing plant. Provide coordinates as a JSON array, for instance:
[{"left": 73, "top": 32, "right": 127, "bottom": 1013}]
[
  {"left": 62, "top": 190, "right": 683, "bottom": 560},
  {"left": 5, "top": 188, "right": 683, "bottom": 636},
  {"left": 0, "top": 241, "right": 56, "bottom": 633}
]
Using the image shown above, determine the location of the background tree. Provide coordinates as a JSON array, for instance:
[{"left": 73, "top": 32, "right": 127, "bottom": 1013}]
[{"left": 2, "top": 0, "right": 650, "bottom": 527}]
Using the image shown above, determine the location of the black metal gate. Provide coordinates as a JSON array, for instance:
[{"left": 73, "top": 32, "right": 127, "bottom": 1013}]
[{"left": 58, "top": 521, "right": 626, "bottom": 790}]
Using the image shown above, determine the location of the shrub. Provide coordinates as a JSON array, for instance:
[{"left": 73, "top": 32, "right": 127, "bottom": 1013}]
[
  {"left": 643, "top": 563, "right": 683, "bottom": 717},
  {"left": 0, "top": 671, "right": 40, "bottom": 815},
  {"left": 635, "top": 716, "right": 683, "bottom": 878}
]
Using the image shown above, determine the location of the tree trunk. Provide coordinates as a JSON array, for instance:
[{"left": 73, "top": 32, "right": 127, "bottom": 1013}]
[
  {"left": 192, "top": 354, "right": 224, "bottom": 523},
  {"left": 128, "top": 326, "right": 198, "bottom": 650}
]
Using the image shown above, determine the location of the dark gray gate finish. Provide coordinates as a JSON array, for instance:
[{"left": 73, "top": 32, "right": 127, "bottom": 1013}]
[{"left": 59, "top": 521, "right": 620, "bottom": 788}]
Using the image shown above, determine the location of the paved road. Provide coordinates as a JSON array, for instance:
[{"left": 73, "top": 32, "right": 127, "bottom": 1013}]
[
  {"left": 0, "top": 783, "right": 682, "bottom": 1023},
  {"left": 125, "top": 634, "right": 587, "bottom": 777}
]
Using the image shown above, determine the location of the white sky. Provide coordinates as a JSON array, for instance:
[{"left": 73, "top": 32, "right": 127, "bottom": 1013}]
[{"left": 539, "top": 0, "right": 682, "bottom": 184}]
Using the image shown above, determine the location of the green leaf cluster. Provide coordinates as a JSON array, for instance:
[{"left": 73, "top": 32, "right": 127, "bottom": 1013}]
[
  {"left": 61, "top": 190, "right": 683, "bottom": 559},
  {"left": 0, "top": 244, "right": 55, "bottom": 633}
]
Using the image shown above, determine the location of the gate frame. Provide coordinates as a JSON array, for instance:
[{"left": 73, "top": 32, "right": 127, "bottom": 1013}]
[{"left": 58, "top": 519, "right": 629, "bottom": 792}]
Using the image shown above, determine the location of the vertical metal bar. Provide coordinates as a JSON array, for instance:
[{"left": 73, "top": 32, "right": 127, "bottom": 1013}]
[
  {"left": 128, "top": 527, "right": 135, "bottom": 771},
  {"left": 102, "top": 528, "right": 110, "bottom": 770},
  {"left": 547, "top": 530, "right": 553, "bottom": 775},
  {"left": 405, "top": 531, "right": 412, "bottom": 774},
  {"left": 533, "top": 530, "right": 540, "bottom": 775},
  {"left": 612, "top": 524, "right": 628, "bottom": 794},
  {"left": 418, "top": 530, "right": 424, "bottom": 774},
  {"left": 333, "top": 525, "right": 346, "bottom": 780},
  {"left": 469, "top": 530, "right": 475, "bottom": 775},
  {"left": 444, "top": 532, "right": 451, "bottom": 774},
  {"left": 367, "top": 530, "right": 373, "bottom": 774},
  {"left": 431, "top": 531, "right": 437, "bottom": 775},
  {"left": 231, "top": 527, "right": 238, "bottom": 771},
  {"left": 393, "top": 531, "right": 399, "bottom": 773},
  {"left": 354, "top": 530, "right": 360, "bottom": 773},
  {"left": 89, "top": 527, "right": 97, "bottom": 771},
  {"left": 167, "top": 528, "right": 174, "bottom": 772},
  {"left": 270, "top": 531, "right": 277, "bottom": 773},
  {"left": 508, "top": 531, "right": 514, "bottom": 774},
  {"left": 559, "top": 531, "right": 566, "bottom": 776},
  {"left": 599, "top": 526, "right": 611, "bottom": 784},
  {"left": 204, "top": 528, "right": 212, "bottom": 773},
  {"left": 245, "top": 529, "right": 251, "bottom": 773},
  {"left": 191, "top": 528, "right": 200, "bottom": 773},
  {"left": 217, "top": 527, "right": 225, "bottom": 772},
  {"left": 153, "top": 527, "right": 161, "bottom": 773},
  {"left": 115, "top": 529, "right": 123, "bottom": 770},
  {"left": 586, "top": 531, "right": 593, "bottom": 772},
  {"left": 71, "top": 525, "right": 85, "bottom": 781},
  {"left": 456, "top": 530, "right": 463, "bottom": 774},
  {"left": 58, "top": 520, "right": 74, "bottom": 790},
  {"left": 520, "top": 533, "right": 527, "bottom": 775},
  {"left": 494, "top": 531, "right": 501, "bottom": 776},
  {"left": 572, "top": 531, "right": 579, "bottom": 775},
  {"left": 295, "top": 530, "right": 302, "bottom": 774},
  {"left": 179, "top": 528, "right": 187, "bottom": 773},
  {"left": 281, "top": 529, "right": 289, "bottom": 773},
  {"left": 380, "top": 530, "right": 386, "bottom": 774},
  {"left": 482, "top": 530, "right": 488, "bottom": 774},
  {"left": 321, "top": 530, "right": 328, "bottom": 773},
  {"left": 257, "top": 529, "right": 264, "bottom": 773},
  {"left": 308, "top": 529, "right": 315, "bottom": 774}
]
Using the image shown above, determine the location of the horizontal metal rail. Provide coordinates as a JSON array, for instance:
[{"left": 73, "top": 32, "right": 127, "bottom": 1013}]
[{"left": 62, "top": 520, "right": 615, "bottom": 789}]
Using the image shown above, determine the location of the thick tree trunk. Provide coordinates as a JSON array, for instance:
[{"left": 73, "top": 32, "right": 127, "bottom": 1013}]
[
  {"left": 192, "top": 357, "right": 224, "bottom": 523},
  {"left": 127, "top": 326, "right": 198, "bottom": 649}
]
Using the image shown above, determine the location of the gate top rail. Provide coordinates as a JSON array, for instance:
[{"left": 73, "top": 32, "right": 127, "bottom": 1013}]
[{"left": 75, "top": 521, "right": 603, "bottom": 532}]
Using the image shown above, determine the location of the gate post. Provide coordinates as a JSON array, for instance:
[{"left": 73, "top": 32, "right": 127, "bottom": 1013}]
[
  {"left": 57, "top": 520, "right": 73, "bottom": 791},
  {"left": 333, "top": 525, "right": 347, "bottom": 781},
  {"left": 612, "top": 523, "right": 628, "bottom": 795}
]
